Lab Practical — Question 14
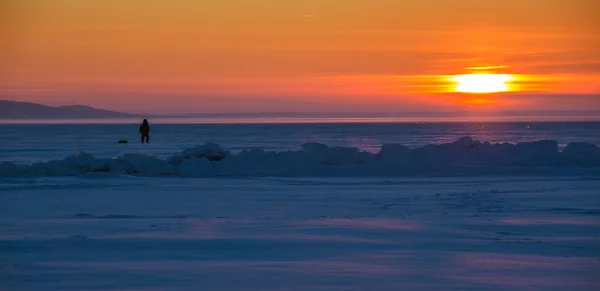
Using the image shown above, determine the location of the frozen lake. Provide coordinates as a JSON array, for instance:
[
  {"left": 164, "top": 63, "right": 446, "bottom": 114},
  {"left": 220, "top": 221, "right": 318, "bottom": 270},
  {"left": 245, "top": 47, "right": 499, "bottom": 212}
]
[
  {"left": 2, "top": 121, "right": 599, "bottom": 164},
  {"left": 1, "top": 175, "right": 599, "bottom": 290},
  {"left": 1, "top": 121, "right": 599, "bottom": 290}
]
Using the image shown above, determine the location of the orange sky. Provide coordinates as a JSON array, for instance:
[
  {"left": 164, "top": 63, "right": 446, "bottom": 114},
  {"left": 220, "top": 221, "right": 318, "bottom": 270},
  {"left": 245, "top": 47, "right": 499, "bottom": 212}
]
[{"left": 1, "top": 0, "right": 599, "bottom": 114}]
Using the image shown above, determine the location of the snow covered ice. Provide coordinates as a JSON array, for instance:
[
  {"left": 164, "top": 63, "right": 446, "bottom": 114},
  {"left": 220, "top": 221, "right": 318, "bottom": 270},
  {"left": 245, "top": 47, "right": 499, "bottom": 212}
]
[
  {"left": 1, "top": 136, "right": 600, "bottom": 290},
  {"left": 2, "top": 176, "right": 599, "bottom": 291}
]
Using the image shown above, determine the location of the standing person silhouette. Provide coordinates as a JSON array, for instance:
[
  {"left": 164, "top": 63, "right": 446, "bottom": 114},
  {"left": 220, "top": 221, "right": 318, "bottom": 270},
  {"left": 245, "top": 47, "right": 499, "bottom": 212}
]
[{"left": 139, "top": 119, "right": 150, "bottom": 143}]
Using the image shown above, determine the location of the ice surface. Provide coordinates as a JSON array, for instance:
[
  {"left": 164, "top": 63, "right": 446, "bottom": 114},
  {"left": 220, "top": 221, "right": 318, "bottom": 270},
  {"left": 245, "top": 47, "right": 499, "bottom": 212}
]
[
  {"left": 3, "top": 122, "right": 600, "bottom": 165},
  {"left": 1, "top": 176, "right": 599, "bottom": 290},
  {"left": 2, "top": 136, "right": 600, "bottom": 178}
]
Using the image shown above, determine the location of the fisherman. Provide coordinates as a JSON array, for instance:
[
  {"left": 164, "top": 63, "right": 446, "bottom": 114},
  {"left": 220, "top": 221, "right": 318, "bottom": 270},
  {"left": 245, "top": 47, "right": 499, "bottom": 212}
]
[{"left": 139, "top": 119, "right": 150, "bottom": 143}]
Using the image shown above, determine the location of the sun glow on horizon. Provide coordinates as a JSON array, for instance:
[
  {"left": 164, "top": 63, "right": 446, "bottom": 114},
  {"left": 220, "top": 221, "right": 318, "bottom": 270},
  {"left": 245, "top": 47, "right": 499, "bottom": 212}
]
[
  {"left": 2, "top": 1, "right": 598, "bottom": 113},
  {"left": 452, "top": 74, "right": 515, "bottom": 94}
]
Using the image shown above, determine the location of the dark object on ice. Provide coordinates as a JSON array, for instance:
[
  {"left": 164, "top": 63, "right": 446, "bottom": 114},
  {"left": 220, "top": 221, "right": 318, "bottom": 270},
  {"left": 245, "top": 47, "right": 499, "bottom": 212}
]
[
  {"left": 118, "top": 140, "right": 128, "bottom": 144},
  {"left": 139, "top": 119, "right": 150, "bottom": 143}
]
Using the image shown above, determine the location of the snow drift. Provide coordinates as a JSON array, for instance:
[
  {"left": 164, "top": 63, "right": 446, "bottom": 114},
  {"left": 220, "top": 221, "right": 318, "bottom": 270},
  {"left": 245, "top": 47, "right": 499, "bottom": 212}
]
[{"left": 2, "top": 136, "right": 600, "bottom": 178}]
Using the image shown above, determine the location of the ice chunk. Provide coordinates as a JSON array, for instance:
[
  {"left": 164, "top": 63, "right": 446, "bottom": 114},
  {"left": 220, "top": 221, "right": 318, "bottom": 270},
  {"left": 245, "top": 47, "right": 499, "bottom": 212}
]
[
  {"left": 302, "top": 143, "right": 373, "bottom": 165},
  {"left": 168, "top": 143, "right": 229, "bottom": 164},
  {"left": 121, "top": 154, "right": 176, "bottom": 176},
  {"left": 2, "top": 136, "right": 599, "bottom": 178}
]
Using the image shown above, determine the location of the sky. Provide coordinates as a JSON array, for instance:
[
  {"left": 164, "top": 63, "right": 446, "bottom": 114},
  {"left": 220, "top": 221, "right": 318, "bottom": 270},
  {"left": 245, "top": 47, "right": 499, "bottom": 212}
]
[{"left": 1, "top": 0, "right": 599, "bottom": 114}]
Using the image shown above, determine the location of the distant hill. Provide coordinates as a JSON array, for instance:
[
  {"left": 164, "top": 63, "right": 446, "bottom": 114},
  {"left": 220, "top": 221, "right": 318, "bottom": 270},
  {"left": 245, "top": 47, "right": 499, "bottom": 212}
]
[
  {"left": 2, "top": 100, "right": 599, "bottom": 121},
  {"left": 0, "top": 100, "right": 138, "bottom": 119}
]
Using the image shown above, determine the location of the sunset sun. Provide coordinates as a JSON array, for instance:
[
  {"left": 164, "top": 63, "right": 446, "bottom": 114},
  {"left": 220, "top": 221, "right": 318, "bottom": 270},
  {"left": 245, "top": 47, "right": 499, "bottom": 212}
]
[{"left": 452, "top": 74, "right": 514, "bottom": 93}]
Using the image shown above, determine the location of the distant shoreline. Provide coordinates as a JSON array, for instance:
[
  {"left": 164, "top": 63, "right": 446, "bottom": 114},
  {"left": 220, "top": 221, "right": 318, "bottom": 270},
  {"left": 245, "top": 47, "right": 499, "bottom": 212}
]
[
  {"left": 1, "top": 116, "right": 600, "bottom": 125},
  {"left": 2, "top": 100, "right": 599, "bottom": 122}
]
